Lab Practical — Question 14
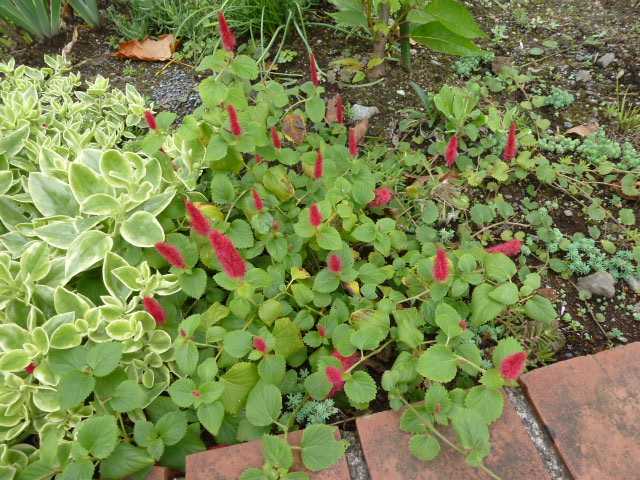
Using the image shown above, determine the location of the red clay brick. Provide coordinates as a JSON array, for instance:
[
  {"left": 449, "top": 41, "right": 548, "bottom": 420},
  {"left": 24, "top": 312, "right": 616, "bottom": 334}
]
[
  {"left": 356, "top": 396, "right": 549, "bottom": 479},
  {"left": 185, "top": 430, "right": 349, "bottom": 480},
  {"left": 144, "top": 466, "right": 178, "bottom": 480},
  {"left": 520, "top": 342, "right": 640, "bottom": 480}
]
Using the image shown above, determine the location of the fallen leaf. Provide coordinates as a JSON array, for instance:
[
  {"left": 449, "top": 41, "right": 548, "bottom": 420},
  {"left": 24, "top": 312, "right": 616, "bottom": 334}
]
[
  {"left": 281, "top": 114, "right": 306, "bottom": 145},
  {"left": 538, "top": 287, "right": 559, "bottom": 301},
  {"left": 565, "top": 122, "right": 599, "bottom": 138},
  {"left": 352, "top": 118, "right": 368, "bottom": 144},
  {"left": 491, "top": 56, "right": 512, "bottom": 74},
  {"left": 61, "top": 26, "right": 79, "bottom": 58},
  {"left": 115, "top": 34, "right": 178, "bottom": 62},
  {"left": 325, "top": 95, "right": 341, "bottom": 124}
]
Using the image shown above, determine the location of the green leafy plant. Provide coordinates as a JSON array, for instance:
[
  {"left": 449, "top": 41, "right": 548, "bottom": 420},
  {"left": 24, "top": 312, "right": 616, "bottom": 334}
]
[
  {"left": 0, "top": 0, "right": 99, "bottom": 39},
  {"left": 329, "top": 0, "right": 485, "bottom": 77},
  {"left": 0, "top": 0, "right": 63, "bottom": 39}
]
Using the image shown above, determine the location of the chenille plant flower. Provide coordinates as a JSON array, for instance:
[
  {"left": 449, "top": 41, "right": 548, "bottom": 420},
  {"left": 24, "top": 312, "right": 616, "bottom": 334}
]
[
  {"left": 252, "top": 188, "right": 264, "bottom": 211},
  {"left": 433, "top": 248, "right": 451, "bottom": 283},
  {"left": 369, "top": 187, "right": 393, "bottom": 207},
  {"left": 271, "top": 126, "right": 282, "bottom": 149},
  {"left": 445, "top": 134, "right": 458, "bottom": 167},
  {"left": 487, "top": 239, "right": 522, "bottom": 257},
  {"left": 327, "top": 254, "right": 343, "bottom": 274},
  {"left": 185, "top": 201, "right": 211, "bottom": 236},
  {"left": 155, "top": 242, "right": 186, "bottom": 269},
  {"left": 335, "top": 94, "right": 345, "bottom": 124},
  {"left": 208, "top": 229, "right": 247, "bottom": 279},
  {"left": 503, "top": 122, "right": 518, "bottom": 161},
  {"left": 309, "top": 53, "right": 320, "bottom": 87},
  {"left": 144, "top": 110, "right": 157, "bottom": 130},
  {"left": 309, "top": 203, "right": 323, "bottom": 227},
  {"left": 217, "top": 11, "right": 236, "bottom": 53},
  {"left": 314, "top": 150, "right": 324, "bottom": 179},
  {"left": 500, "top": 351, "right": 527, "bottom": 380},
  {"left": 348, "top": 128, "right": 358, "bottom": 158},
  {"left": 143, "top": 296, "right": 167, "bottom": 326},
  {"left": 227, "top": 104, "right": 242, "bottom": 136},
  {"left": 253, "top": 336, "right": 268, "bottom": 354}
]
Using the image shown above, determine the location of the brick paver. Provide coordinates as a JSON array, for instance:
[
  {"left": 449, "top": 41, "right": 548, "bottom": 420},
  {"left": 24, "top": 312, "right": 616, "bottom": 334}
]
[
  {"left": 143, "top": 466, "right": 179, "bottom": 479},
  {"left": 185, "top": 430, "right": 350, "bottom": 480},
  {"left": 356, "top": 395, "right": 549, "bottom": 479},
  {"left": 520, "top": 342, "right": 640, "bottom": 480}
]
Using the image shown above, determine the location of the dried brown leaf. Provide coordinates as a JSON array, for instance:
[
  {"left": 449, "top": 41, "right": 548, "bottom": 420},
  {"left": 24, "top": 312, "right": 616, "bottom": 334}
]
[
  {"left": 565, "top": 122, "right": 599, "bottom": 138},
  {"left": 352, "top": 118, "right": 368, "bottom": 144},
  {"left": 281, "top": 114, "right": 306, "bottom": 145},
  {"left": 325, "top": 94, "right": 340, "bottom": 124},
  {"left": 115, "top": 34, "right": 178, "bottom": 62}
]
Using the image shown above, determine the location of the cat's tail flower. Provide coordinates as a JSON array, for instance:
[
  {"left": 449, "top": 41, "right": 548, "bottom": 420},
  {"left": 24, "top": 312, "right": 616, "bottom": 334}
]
[
  {"left": 500, "top": 351, "right": 527, "bottom": 380},
  {"left": 348, "top": 127, "right": 358, "bottom": 158},
  {"left": 253, "top": 336, "right": 268, "bottom": 354},
  {"left": 332, "top": 350, "right": 359, "bottom": 371},
  {"left": 486, "top": 239, "right": 522, "bottom": 257},
  {"left": 310, "top": 52, "right": 320, "bottom": 86},
  {"left": 309, "top": 203, "right": 323, "bottom": 227},
  {"left": 227, "top": 104, "right": 242, "bottom": 136},
  {"left": 144, "top": 111, "right": 157, "bottom": 130},
  {"left": 271, "top": 126, "right": 282, "bottom": 149},
  {"left": 155, "top": 242, "right": 186, "bottom": 269},
  {"left": 503, "top": 122, "right": 518, "bottom": 162},
  {"left": 328, "top": 254, "right": 343, "bottom": 274},
  {"left": 252, "top": 188, "right": 264, "bottom": 212},
  {"left": 326, "top": 366, "right": 345, "bottom": 397},
  {"left": 432, "top": 248, "right": 451, "bottom": 283},
  {"left": 335, "top": 94, "right": 345, "bottom": 124},
  {"left": 25, "top": 362, "right": 37, "bottom": 375},
  {"left": 369, "top": 187, "right": 394, "bottom": 208},
  {"left": 209, "top": 229, "right": 247, "bottom": 279},
  {"left": 217, "top": 11, "right": 236, "bottom": 53},
  {"left": 445, "top": 134, "right": 458, "bottom": 167},
  {"left": 314, "top": 150, "right": 324, "bottom": 179},
  {"left": 143, "top": 297, "right": 167, "bottom": 326},
  {"left": 185, "top": 201, "right": 211, "bottom": 236}
]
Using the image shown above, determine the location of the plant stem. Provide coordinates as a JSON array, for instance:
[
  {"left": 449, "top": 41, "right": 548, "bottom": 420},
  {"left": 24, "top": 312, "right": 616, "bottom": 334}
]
[
  {"left": 400, "top": 399, "right": 503, "bottom": 480},
  {"left": 399, "top": 10, "right": 411, "bottom": 71},
  {"left": 346, "top": 339, "right": 393, "bottom": 374}
]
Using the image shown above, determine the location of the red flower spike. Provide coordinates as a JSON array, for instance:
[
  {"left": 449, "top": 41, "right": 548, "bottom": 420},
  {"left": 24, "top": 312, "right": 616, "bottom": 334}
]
[
  {"left": 185, "top": 201, "right": 211, "bottom": 236},
  {"left": 25, "top": 362, "right": 37, "bottom": 375},
  {"left": 309, "top": 203, "right": 323, "bottom": 227},
  {"left": 271, "top": 126, "right": 282, "bottom": 149},
  {"left": 328, "top": 254, "right": 343, "bottom": 274},
  {"left": 227, "top": 104, "right": 242, "bottom": 136},
  {"left": 143, "top": 297, "right": 166, "bottom": 326},
  {"left": 332, "top": 350, "right": 359, "bottom": 371},
  {"left": 487, "top": 239, "right": 522, "bottom": 257},
  {"left": 459, "top": 319, "right": 468, "bottom": 330},
  {"left": 503, "top": 122, "right": 518, "bottom": 162},
  {"left": 445, "top": 135, "right": 458, "bottom": 167},
  {"left": 253, "top": 336, "right": 268, "bottom": 353},
  {"left": 217, "top": 11, "right": 236, "bottom": 53},
  {"left": 326, "top": 366, "right": 345, "bottom": 396},
  {"left": 432, "top": 248, "right": 450, "bottom": 283},
  {"left": 255, "top": 154, "right": 263, "bottom": 164},
  {"left": 369, "top": 187, "right": 394, "bottom": 208},
  {"left": 348, "top": 127, "right": 358, "bottom": 158},
  {"left": 335, "top": 94, "right": 345, "bottom": 124},
  {"left": 192, "top": 389, "right": 202, "bottom": 398},
  {"left": 155, "top": 242, "right": 186, "bottom": 269},
  {"left": 144, "top": 111, "right": 158, "bottom": 130},
  {"left": 314, "top": 150, "right": 324, "bottom": 179},
  {"left": 252, "top": 188, "right": 264, "bottom": 212},
  {"left": 500, "top": 351, "right": 528, "bottom": 380},
  {"left": 318, "top": 325, "right": 327, "bottom": 337},
  {"left": 309, "top": 53, "right": 320, "bottom": 87},
  {"left": 208, "top": 229, "right": 247, "bottom": 279}
]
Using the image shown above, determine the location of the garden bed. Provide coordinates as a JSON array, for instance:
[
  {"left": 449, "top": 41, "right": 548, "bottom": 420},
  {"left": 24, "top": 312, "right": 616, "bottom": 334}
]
[{"left": 1, "top": 0, "right": 639, "bottom": 478}]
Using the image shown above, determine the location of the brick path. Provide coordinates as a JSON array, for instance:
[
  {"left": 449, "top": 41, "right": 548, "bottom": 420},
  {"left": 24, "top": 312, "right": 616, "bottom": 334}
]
[{"left": 150, "top": 342, "right": 640, "bottom": 480}]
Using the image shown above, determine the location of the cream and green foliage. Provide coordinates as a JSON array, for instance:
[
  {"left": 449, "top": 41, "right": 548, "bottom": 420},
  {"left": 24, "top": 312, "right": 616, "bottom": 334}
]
[{"left": 0, "top": 51, "right": 553, "bottom": 479}]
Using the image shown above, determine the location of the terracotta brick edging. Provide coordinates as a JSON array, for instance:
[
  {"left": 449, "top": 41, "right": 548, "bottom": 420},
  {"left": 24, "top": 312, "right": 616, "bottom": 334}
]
[
  {"left": 519, "top": 341, "right": 640, "bottom": 480},
  {"left": 144, "top": 466, "right": 181, "bottom": 480},
  {"left": 185, "top": 429, "right": 350, "bottom": 479},
  {"left": 355, "top": 395, "right": 549, "bottom": 480}
]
